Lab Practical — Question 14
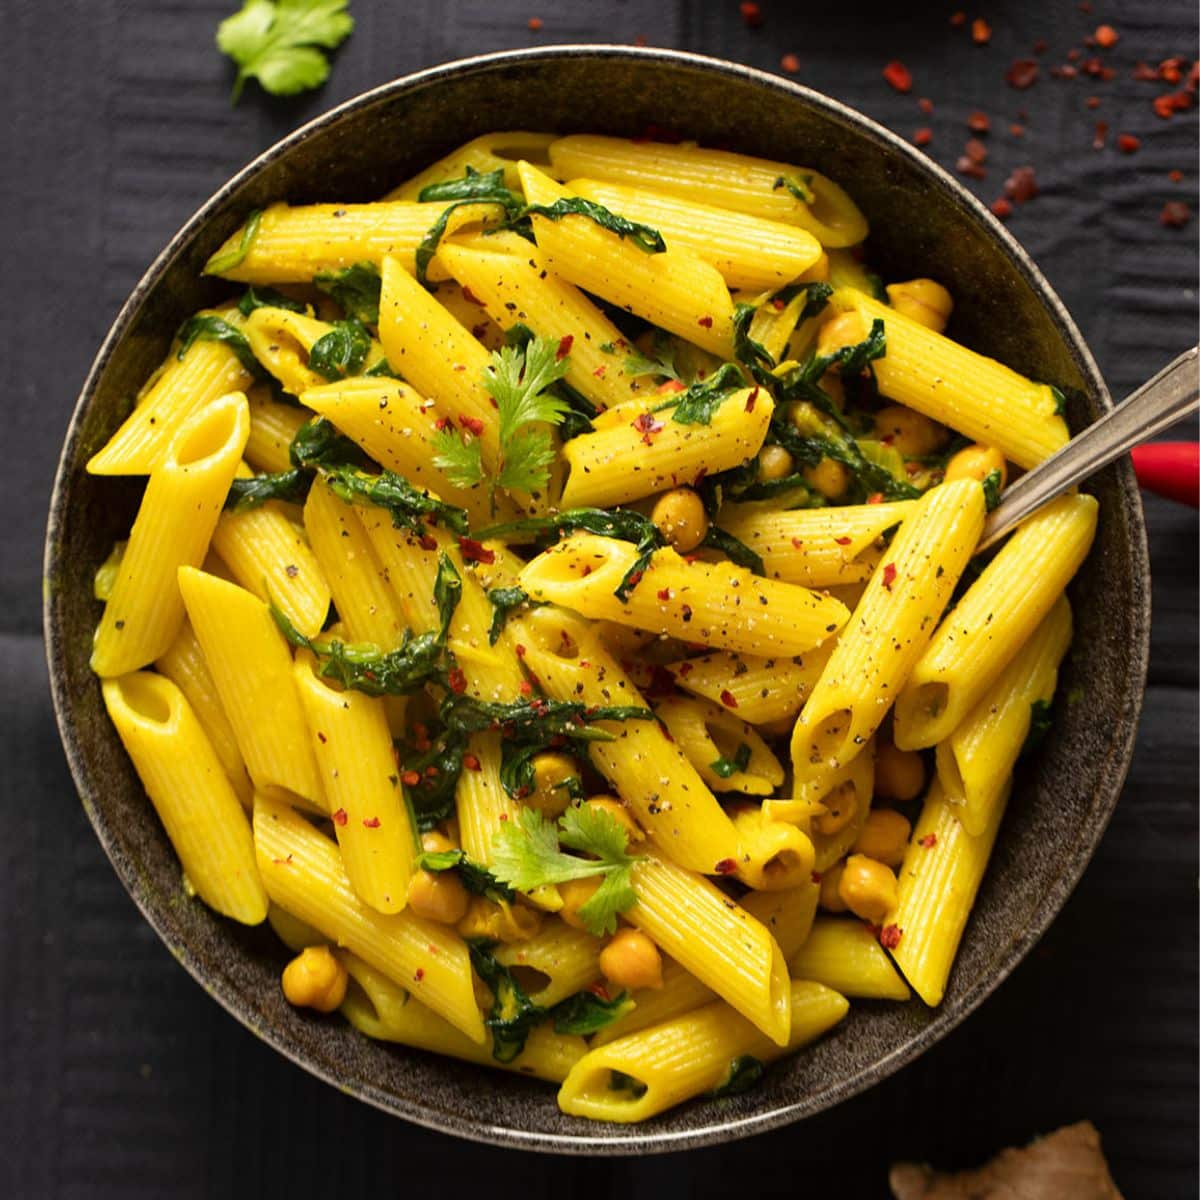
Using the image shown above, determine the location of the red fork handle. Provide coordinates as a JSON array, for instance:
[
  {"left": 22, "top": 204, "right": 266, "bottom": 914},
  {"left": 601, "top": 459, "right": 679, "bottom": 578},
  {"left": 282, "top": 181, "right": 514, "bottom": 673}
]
[{"left": 1131, "top": 442, "right": 1200, "bottom": 507}]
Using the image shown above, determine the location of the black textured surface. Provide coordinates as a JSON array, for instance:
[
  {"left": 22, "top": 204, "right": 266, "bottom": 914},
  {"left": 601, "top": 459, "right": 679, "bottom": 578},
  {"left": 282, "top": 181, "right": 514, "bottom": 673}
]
[{"left": 7, "top": 1, "right": 1199, "bottom": 1195}]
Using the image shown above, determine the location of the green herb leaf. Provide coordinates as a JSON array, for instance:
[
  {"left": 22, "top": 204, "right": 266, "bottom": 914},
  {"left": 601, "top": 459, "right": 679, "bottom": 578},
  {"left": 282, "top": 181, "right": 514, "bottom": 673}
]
[
  {"left": 982, "top": 468, "right": 1003, "bottom": 512},
  {"left": 490, "top": 805, "right": 642, "bottom": 936},
  {"left": 710, "top": 1055, "right": 765, "bottom": 1098},
  {"left": 204, "top": 210, "right": 264, "bottom": 275},
  {"left": 486, "top": 586, "right": 529, "bottom": 645},
  {"left": 313, "top": 262, "right": 382, "bottom": 324},
  {"left": 1021, "top": 697, "right": 1054, "bottom": 756},
  {"left": 1048, "top": 384, "right": 1068, "bottom": 417},
  {"left": 414, "top": 167, "right": 524, "bottom": 286},
  {"left": 622, "top": 332, "right": 680, "bottom": 382},
  {"left": 665, "top": 363, "right": 747, "bottom": 426},
  {"left": 417, "top": 849, "right": 515, "bottom": 902},
  {"left": 399, "top": 728, "right": 465, "bottom": 830},
  {"left": 467, "top": 940, "right": 546, "bottom": 1063},
  {"left": 176, "top": 314, "right": 265, "bottom": 378},
  {"left": 237, "top": 285, "right": 307, "bottom": 316},
  {"left": 549, "top": 989, "right": 635, "bottom": 1036},
  {"left": 308, "top": 317, "right": 372, "bottom": 380},
  {"left": 441, "top": 694, "right": 653, "bottom": 743},
  {"left": 289, "top": 416, "right": 371, "bottom": 470},
  {"left": 216, "top": 0, "right": 354, "bottom": 103},
  {"left": 772, "top": 173, "right": 815, "bottom": 205},
  {"left": 322, "top": 466, "right": 470, "bottom": 536},
  {"left": 431, "top": 425, "right": 485, "bottom": 489},
  {"left": 522, "top": 197, "right": 666, "bottom": 254},
  {"left": 709, "top": 742, "right": 752, "bottom": 779},
  {"left": 699, "top": 525, "right": 764, "bottom": 575},
  {"left": 732, "top": 302, "right": 776, "bottom": 382},
  {"left": 223, "top": 468, "right": 313, "bottom": 512}
]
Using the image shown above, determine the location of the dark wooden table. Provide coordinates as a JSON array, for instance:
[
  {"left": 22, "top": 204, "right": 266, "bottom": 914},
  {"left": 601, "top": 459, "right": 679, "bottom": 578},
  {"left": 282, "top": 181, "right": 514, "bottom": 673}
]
[{"left": 4, "top": 1, "right": 1196, "bottom": 1194}]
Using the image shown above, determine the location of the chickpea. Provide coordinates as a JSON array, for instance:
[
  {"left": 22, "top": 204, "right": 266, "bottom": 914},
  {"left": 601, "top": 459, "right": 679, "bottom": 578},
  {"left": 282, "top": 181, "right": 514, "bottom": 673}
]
[
  {"left": 851, "top": 808, "right": 912, "bottom": 868},
  {"left": 584, "top": 795, "right": 644, "bottom": 843},
  {"left": 814, "top": 781, "right": 858, "bottom": 836},
  {"left": 650, "top": 487, "right": 709, "bottom": 554},
  {"left": 757, "top": 444, "right": 795, "bottom": 482},
  {"left": 816, "top": 310, "right": 868, "bottom": 357},
  {"left": 408, "top": 865, "right": 470, "bottom": 925},
  {"left": 837, "top": 854, "right": 899, "bottom": 924},
  {"left": 802, "top": 457, "right": 850, "bottom": 501},
  {"left": 599, "top": 928, "right": 664, "bottom": 991},
  {"left": 818, "top": 862, "right": 849, "bottom": 912},
  {"left": 281, "top": 945, "right": 348, "bottom": 1013},
  {"left": 558, "top": 876, "right": 602, "bottom": 930},
  {"left": 875, "top": 741, "right": 926, "bottom": 802},
  {"left": 945, "top": 443, "right": 1008, "bottom": 490},
  {"left": 526, "top": 751, "right": 580, "bottom": 818},
  {"left": 873, "top": 404, "right": 949, "bottom": 458},
  {"left": 886, "top": 279, "right": 954, "bottom": 333},
  {"left": 421, "top": 829, "right": 457, "bottom": 855}
]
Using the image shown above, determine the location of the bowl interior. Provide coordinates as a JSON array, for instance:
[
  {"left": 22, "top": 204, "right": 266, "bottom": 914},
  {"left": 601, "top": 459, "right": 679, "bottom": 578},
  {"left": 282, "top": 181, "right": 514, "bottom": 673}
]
[{"left": 45, "top": 47, "right": 1149, "bottom": 1153}]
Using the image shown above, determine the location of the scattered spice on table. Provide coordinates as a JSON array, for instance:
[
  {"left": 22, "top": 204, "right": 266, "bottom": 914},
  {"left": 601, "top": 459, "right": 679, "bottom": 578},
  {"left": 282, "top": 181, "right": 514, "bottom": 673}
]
[
  {"left": 883, "top": 60, "right": 913, "bottom": 93},
  {"left": 739, "top": 2, "right": 763, "bottom": 28},
  {"left": 1160, "top": 201, "right": 1191, "bottom": 229},
  {"left": 780, "top": 53, "right": 800, "bottom": 74},
  {"left": 972, "top": 17, "right": 992, "bottom": 45}
]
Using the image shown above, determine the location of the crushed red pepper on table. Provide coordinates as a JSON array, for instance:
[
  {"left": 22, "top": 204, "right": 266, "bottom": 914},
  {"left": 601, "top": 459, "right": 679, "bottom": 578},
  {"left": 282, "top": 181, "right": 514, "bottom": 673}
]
[
  {"left": 971, "top": 18, "right": 992, "bottom": 45},
  {"left": 738, "top": 1, "right": 763, "bottom": 29},
  {"left": 883, "top": 60, "right": 913, "bottom": 94},
  {"left": 780, "top": 53, "right": 800, "bottom": 75},
  {"left": 1160, "top": 201, "right": 1191, "bottom": 228}
]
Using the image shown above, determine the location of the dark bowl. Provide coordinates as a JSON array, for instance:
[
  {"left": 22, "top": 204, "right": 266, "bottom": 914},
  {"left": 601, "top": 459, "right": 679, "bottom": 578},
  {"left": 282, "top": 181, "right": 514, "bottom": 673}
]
[{"left": 44, "top": 46, "right": 1149, "bottom": 1153}]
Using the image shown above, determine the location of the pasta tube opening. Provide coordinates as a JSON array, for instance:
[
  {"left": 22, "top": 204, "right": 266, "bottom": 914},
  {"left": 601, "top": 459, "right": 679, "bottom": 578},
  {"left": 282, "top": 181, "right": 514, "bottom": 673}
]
[
  {"left": 106, "top": 671, "right": 179, "bottom": 730},
  {"left": 167, "top": 392, "right": 250, "bottom": 470}
]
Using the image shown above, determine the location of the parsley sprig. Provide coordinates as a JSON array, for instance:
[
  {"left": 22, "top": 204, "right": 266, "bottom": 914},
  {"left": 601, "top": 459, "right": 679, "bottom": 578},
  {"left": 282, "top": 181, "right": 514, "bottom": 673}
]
[
  {"left": 490, "top": 805, "right": 642, "bottom": 937},
  {"left": 216, "top": 0, "right": 354, "bottom": 102},
  {"left": 432, "top": 335, "right": 572, "bottom": 504}
]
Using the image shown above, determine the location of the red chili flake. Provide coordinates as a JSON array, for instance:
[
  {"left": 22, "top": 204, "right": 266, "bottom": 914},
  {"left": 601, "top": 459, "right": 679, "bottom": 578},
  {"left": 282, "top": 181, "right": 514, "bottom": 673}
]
[
  {"left": 1067, "top": 48, "right": 1082, "bottom": 62},
  {"left": 656, "top": 378, "right": 686, "bottom": 395},
  {"left": 745, "top": 388, "right": 758, "bottom": 412},
  {"left": 697, "top": 315, "right": 714, "bottom": 329},
  {"left": 362, "top": 816, "right": 381, "bottom": 828},
  {"left": 882, "top": 562, "right": 898, "bottom": 590},
  {"left": 867, "top": 492, "right": 884, "bottom": 504},
  {"left": 791, "top": 536, "right": 804, "bottom": 549},
  {"left": 879, "top": 924, "right": 903, "bottom": 950},
  {"left": 949, "top": 10, "right": 966, "bottom": 26},
  {"left": 556, "top": 334, "right": 574, "bottom": 360},
  {"left": 656, "top": 587, "right": 672, "bottom": 601},
  {"left": 990, "top": 197, "right": 1013, "bottom": 219},
  {"left": 1160, "top": 57, "right": 1187, "bottom": 84},
  {"left": 592, "top": 365, "right": 607, "bottom": 379},
  {"left": 971, "top": 17, "right": 991, "bottom": 44},
  {"left": 1092, "top": 121, "right": 1109, "bottom": 149},
  {"left": 1094, "top": 24, "right": 1118, "bottom": 48},
  {"left": 677, "top": 661, "right": 693, "bottom": 677},
  {"left": 1051, "top": 65, "right": 1078, "bottom": 79},
  {"left": 913, "top": 127, "right": 933, "bottom": 147},
  {"left": 738, "top": 1, "right": 763, "bottom": 27},
  {"left": 1081, "top": 57, "right": 1111, "bottom": 80},
  {"left": 625, "top": 569, "right": 644, "bottom": 589},
  {"left": 461, "top": 415, "right": 487, "bottom": 438},
  {"left": 332, "top": 808, "right": 348, "bottom": 826},
  {"left": 461, "top": 285, "right": 486, "bottom": 306},
  {"left": 1154, "top": 93, "right": 1177, "bottom": 119},
  {"left": 1132, "top": 61, "right": 1159, "bottom": 81},
  {"left": 519, "top": 679, "right": 533, "bottom": 696},
  {"left": 458, "top": 536, "right": 495, "bottom": 564},
  {"left": 1116, "top": 133, "right": 1141, "bottom": 154},
  {"left": 834, "top": 536, "right": 853, "bottom": 546},
  {"left": 1032, "top": 38, "right": 1047, "bottom": 55},
  {"left": 714, "top": 857, "right": 738, "bottom": 875},
  {"left": 415, "top": 531, "right": 438, "bottom": 553},
  {"left": 414, "top": 967, "right": 425, "bottom": 981},
  {"left": 1085, "top": 95, "right": 1100, "bottom": 109},
  {"left": 919, "top": 833, "right": 938, "bottom": 849},
  {"left": 1005, "top": 58, "right": 1040, "bottom": 89},
  {"left": 719, "top": 689, "right": 738, "bottom": 708},
  {"left": 967, "top": 110, "right": 990, "bottom": 134},
  {"left": 1004, "top": 165, "right": 1039, "bottom": 203},
  {"left": 1161, "top": 201, "right": 1192, "bottom": 228},
  {"left": 915, "top": 99, "right": 933, "bottom": 117},
  {"left": 633, "top": 412, "right": 664, "bottom": 445},
  {"left": 883, "top": 60, "right": 913, "bottom": 93},
  {"left": 448, "top": 667, "right": 467, "bottom": 694},
  {"left": 527, "top": 16, "right": 542, "bottom": 31},
  {"left": 1010, "top": 123, "right": 1026, "bottom": 136},
  {"left": 956, "top": 156, "right": 987, "bottom": 180},
  {"left": 780, "top": 53, "right": 800, "bottom": 74},
  {"left": 514, "top": 643, "right": 526, "bottom": 658},
  {"left": 1169, "top": 169, "right": 1184, "bottom": 183},
  {"left": 587, "top": 980, "right": 612, "bottom": 1001},
  {"left": 434, "top": 416, "right": 453, "bottom": 432},
  {"left": 401, "top": 770, "right": 421, "bottom": 787},
  {"left": 1189, "top": 61, "right": 1200, "bottom": 91},
  {"left": 965, "top": 137, "right": 988, "bottom": 164}
]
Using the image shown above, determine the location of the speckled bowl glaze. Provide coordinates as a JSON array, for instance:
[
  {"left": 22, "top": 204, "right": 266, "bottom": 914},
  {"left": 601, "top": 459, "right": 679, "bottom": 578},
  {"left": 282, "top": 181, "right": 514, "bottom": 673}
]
[{"left": 44, "top": 46, "right": 1149, "bottom": 1153}]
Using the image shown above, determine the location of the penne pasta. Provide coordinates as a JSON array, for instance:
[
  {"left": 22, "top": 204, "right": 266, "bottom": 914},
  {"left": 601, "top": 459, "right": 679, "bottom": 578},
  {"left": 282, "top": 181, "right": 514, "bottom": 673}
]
[
  {"left": 388, "top": 130, "right": 557, "bottom": 199},
  {"left": 652, "top": 695, "right": 784, "bottom": 795},
  {"left": 789, "top": 917, "right": 911, "bottom": 1000},
  {"left": 244, "top": 387, "right": 312, "bottom": 474}
]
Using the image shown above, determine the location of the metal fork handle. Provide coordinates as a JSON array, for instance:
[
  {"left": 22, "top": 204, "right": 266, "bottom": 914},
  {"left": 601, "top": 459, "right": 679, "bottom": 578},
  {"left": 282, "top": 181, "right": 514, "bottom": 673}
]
[{"left": 977, "top": 345, "right": 1200, "bottom": 553}]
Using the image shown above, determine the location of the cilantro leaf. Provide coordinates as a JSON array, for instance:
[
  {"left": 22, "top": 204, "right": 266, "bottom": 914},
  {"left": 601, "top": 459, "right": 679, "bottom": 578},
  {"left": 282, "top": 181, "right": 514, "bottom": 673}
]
[
  {"left": 216, "top": 0, "right": 354, "bottom": 103},
  {"left": 431, "top": 425, "right": 485, "bottom": 489},
  {"left": 622, "top": 332, "right": 680, "bottom": 382},
  {"left": 321, "top": 465, "right": 470, "bottom": 536},
  {"left": 490, "top": 805, "right": 642, "bottom": 936}
]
